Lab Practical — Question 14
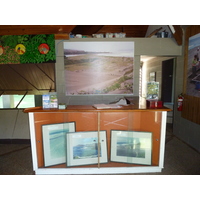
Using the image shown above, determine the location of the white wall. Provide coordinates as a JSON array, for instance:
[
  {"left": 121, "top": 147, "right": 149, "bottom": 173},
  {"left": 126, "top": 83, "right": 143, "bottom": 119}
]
[{"left": 0, "top": 109, "right": 30, "bottom": 139}]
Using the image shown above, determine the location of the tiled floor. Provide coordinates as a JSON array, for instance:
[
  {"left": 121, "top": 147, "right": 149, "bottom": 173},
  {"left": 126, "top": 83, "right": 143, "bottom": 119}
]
[{"left": 0, "top": 124, "right": 200, "bottom": 175}]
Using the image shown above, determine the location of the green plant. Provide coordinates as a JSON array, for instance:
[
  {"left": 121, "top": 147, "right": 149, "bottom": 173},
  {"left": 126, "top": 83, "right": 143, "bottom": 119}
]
[
  {"left": 0, "top": 35, "right": 18, "bottom": 48},
  {"left": 0, "top": 34, "right": 55, "bottom": 64},
  {"left": 0, "top": 46, "right": 20, "bottom": 64}
]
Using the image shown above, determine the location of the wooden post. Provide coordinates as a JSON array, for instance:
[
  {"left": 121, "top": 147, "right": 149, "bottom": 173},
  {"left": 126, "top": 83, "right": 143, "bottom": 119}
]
[{"left": 97, "top": 112, "right": 100, "bottom": 168}]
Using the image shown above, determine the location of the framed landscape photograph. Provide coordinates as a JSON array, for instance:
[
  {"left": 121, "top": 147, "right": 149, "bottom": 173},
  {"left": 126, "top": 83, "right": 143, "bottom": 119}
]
[
  {"left": 64, "top": 41, "right": 134, "bottom": 95},
  {"left": 66, "top": 131, "right": 108, "bottom": 167},
  {"left": 42, "top": 122, "right": 76, "bottom": 167},
  {"left": 110, "top": 130, "right": 152, "bottom": 165},
  {"left": 149, "top": 72, "right": 156, "bottom": 82}
]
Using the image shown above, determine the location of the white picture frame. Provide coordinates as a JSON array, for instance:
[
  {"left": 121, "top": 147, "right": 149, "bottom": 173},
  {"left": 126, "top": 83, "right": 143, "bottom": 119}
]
[
  {"left": 42, "top": 122, "right": 76, "bottom": 167},
  {"left": 66, "top": 131, "right": 107, "bottom": 167},
  {"left": 111, "top": 130, "right": 152, "bottom": 165}
]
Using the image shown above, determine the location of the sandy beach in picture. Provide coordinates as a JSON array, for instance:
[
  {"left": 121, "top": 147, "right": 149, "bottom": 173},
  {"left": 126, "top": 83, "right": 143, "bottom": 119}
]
[{"left": 64, "top": 41, "right": 134, "bottom": 95}]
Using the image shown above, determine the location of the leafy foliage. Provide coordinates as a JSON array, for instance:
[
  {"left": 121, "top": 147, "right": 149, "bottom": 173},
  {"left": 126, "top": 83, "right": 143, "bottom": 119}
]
[
  {"left": 0, "top": 46, "right": 20, "bottom": 64},
  {"left": 0, "top": 34, "right": 55, "bottom": 64}
]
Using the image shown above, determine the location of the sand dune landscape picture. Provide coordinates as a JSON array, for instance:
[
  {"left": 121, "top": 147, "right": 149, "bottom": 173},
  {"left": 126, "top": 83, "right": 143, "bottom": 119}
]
[{"left": 64, "top": 41, "right": 134, "bottom": 95}]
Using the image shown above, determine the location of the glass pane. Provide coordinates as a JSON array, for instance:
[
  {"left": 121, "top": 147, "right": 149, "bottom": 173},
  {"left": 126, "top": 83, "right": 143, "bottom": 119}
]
[
  {"left": 0, "top": 96, "right": 3, "bottom": 108},
  {"left": 14, "top": 95, "right": 35, "bottom": 108}
]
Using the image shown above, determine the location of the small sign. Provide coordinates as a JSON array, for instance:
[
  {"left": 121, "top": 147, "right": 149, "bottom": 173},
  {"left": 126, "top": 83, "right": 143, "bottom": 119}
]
[
  {"left": 38, "top": 43, "right": 49, "bottom": 54},
  {"left": 42, "top": 92, "right": 58, "bottom": 109},
  {"left": 15, "top": 44, "right": 26, "bottom": 55}
]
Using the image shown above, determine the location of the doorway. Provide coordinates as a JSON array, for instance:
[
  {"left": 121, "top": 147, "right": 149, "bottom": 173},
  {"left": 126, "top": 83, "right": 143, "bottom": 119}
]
[
  {"left": 161, "top": 58, "right": 175, "bottom": 124},
  {"left": 161, "top": 58, "right": 174, "bottom": 102}
]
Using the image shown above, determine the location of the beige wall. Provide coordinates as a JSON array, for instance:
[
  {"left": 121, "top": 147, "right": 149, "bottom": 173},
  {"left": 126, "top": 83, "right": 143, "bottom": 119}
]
[{"left": 0, "top": 110, "right": 30, "bottom": 139}]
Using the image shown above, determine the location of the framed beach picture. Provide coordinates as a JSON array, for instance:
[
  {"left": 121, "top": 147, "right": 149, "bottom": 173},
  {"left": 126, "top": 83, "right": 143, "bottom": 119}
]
[
  {"left": 66, "top": 131, "right": 108, "bottom": 167},
  {"left": 42, "top": 122, "right": 76, "bottom": 167},
  {"left": 64, "top": 41, "right": 134, "bottom": 95},
  {"left": 110, "top": 130, "right": 152, "bottom": 165}
]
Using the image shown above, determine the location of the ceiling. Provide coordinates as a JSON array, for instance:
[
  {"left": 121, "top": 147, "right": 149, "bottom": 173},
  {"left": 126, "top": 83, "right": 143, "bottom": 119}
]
[
  {"left": 0, "top": 63, "right": 55, "bottom": 95},
  {"left": 71, "top": 25, "right": 149, "bottom": 37},
  {"left": 0, "top": 25, "right": 183, "bottom": 95},
  {"left": 0, "top": 25, "right": 183, "bottom": 44},
  {"left": 0, "top": 25, "right": 149, "bottom": 38}
]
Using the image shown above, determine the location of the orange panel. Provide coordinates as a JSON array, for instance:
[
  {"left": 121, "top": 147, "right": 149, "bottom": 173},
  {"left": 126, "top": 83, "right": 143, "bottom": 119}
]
[
  {"left": 140, "top": 111, "right": 162, "bottom": 165},
  {"left": 33, "top": 110, "right": 162, "bottom": 168},
  {"left": 34, "top": 112, "right": 98, "bottom": 167}
]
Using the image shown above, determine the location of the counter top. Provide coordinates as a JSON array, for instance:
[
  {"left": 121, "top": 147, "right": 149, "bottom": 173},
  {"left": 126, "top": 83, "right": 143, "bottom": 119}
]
[
  {"left": 24, "top": 105, "right": 171, "bottom": 113},
  {"left": 24, "top": 97, "right": 171, "bottom": 113}
]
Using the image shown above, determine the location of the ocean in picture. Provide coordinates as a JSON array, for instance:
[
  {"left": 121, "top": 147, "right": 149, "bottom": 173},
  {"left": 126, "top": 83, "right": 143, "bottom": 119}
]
[
  {"left": 73, "top": 137, "right": 101, "bottom": 159},
  {"left": 116, "top": 137, "right": 145, "bottom": 158},
  {"left": 49, "top": 129, "right": 69, "bottom": 159}
]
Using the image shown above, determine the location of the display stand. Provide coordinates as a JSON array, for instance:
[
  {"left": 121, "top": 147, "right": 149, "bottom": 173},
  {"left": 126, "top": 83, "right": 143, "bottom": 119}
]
[{"left": 24, "top": 101, "right": 171, "bottom": 175}]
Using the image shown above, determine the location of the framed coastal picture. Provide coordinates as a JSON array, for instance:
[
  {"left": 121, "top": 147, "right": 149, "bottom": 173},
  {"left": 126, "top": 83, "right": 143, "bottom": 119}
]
[
  {"left": 66, "top": 131, "right": 107, "bottom": 167},
  {"left": 149, "top": 72, "right": 156, "bottom": 82},
  {"left": 42, "top": 122, "right": 76, "bottom": 167},
  {"left": 64, "top": 41, "right": 134, "bottom": 95},
  {"left": 110, "top": 130, "right": 152, "bottom": 165}
]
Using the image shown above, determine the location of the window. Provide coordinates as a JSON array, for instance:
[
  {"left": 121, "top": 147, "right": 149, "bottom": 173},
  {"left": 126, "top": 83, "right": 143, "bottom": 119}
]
[
  {"left": 0, "top": 96, "right": 3, "bottom": 108},
  {"left": 13, "top": 95, "right": 35, "bottom": 108},
  {"left": 0, "top": 95, "right": 35, "bottom": 108}
]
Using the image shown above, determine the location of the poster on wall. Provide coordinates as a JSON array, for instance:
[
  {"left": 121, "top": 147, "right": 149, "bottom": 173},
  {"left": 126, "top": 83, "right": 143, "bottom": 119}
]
[
  {"left": 186, "top": 33, "right": 200, "bottom": 97},
  {"left": 146, "top": 82, "right": 159, "bottom": 99},
  {"left": 0, "top": 34, "right": 55, "bottom": 64},
  {"left": 64, "top": 41, "right": 134, "bottom": 95}
]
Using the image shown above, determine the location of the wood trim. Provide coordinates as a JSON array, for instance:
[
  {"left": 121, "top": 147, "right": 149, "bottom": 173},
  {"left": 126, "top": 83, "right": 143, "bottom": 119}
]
[
  {"left": 0, "top": 25, "right": 76, "bottom": 36},
  {"left": 182, "top": 94, "right": 200, "bottom": 124},
  {"left": 54, "top": 34, "right": 69, "bottom": 40},
  {"left": 183, "top": 27, "right": 190, "bottom": 94},
  {"left": 24, "top": 105, "right": 171, "bottom": 113},
  {"left": 168, "top": 25, "right": 183, "bottom": 45}
]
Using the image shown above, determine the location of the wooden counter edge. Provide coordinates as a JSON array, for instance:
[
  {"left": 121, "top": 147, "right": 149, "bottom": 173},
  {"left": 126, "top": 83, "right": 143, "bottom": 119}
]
[{"left": 24, "top": 105, "right": 171, "bottom": 113}]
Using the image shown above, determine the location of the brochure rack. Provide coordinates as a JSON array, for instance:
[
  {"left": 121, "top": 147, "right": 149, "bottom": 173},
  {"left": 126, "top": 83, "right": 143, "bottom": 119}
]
[{"left": 24, "top": 103, "right": 171, "bottom": 175}]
